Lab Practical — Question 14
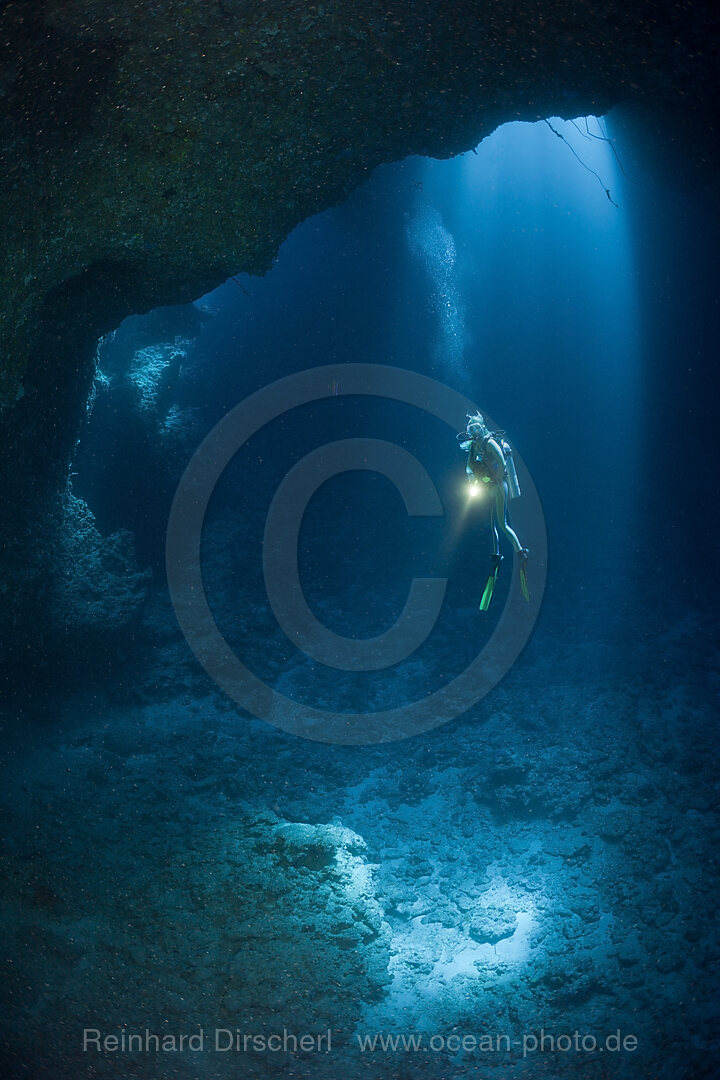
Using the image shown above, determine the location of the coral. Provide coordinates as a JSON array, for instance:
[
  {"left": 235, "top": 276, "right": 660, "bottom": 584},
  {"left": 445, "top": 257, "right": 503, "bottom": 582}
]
[
  {"left": 127, "top": 340, "right": 188, "bottom": 414},
  {"left": 48, "top": 487, "right": 150, "bottom": 636},
  {"left": 1, "top": 804, "right": 392, "bottom": 1074}
]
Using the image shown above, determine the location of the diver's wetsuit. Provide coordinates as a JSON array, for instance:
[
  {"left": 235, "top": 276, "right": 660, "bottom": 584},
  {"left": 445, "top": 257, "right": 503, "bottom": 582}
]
[
  {"left": 465, "top": 430, "right": 529, "bottom": 609},
  {"left": 468, "top": 435, "right": 524, "bottom": 558}
]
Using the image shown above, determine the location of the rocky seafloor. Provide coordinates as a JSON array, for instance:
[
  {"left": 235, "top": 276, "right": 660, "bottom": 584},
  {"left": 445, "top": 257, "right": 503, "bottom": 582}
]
[{"left": 1, "top": 588, "right": 717, "bottom": 1080}]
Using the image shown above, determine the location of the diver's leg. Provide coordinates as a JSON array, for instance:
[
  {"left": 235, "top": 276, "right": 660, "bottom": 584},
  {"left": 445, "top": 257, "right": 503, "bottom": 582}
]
[
  {"left": 496, "top": 484, "right": 523, "bottom": 553},
  {"left": 479, "top": 505, "right": 503, "bottom": 611},
  {"left": 496, "top": 485, "right": 530, "bottom": 602},
  {"left": 490, "top": 506, "right": 500, "bottom": 557}
]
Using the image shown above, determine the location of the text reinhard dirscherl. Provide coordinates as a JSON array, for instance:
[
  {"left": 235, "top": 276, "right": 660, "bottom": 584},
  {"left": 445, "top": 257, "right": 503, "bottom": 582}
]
[{"left": 83, "top": 1029, "right": 332, "bottom": 1054}]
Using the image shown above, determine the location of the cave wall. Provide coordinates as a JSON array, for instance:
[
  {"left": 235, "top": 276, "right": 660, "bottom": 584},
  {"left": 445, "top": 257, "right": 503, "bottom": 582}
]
[{"left": 0, "top": 0, "right": 718, "bottom": 660}]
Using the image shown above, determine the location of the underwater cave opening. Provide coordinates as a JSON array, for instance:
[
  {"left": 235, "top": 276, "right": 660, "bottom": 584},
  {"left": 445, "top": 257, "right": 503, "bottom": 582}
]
[{"left": 71, "top": 114, "right": 646, "bottom": 652}]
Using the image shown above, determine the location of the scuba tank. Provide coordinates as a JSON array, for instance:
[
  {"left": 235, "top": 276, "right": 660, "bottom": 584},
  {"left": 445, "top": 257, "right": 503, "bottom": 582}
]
[{"left": 501, "top": 439, "right": 521, "bottom": 499}]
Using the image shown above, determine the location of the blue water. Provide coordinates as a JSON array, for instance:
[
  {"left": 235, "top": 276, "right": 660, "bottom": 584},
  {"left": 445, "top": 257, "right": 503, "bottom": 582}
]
[{"left": 1, "top": 118, "right": 718, "bottom": 1079}]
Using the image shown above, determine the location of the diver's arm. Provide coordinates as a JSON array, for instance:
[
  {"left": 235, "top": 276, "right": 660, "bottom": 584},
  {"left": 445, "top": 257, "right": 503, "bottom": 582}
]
[{"left": 466, "top": 438, "right": 481, "bottom": 479}]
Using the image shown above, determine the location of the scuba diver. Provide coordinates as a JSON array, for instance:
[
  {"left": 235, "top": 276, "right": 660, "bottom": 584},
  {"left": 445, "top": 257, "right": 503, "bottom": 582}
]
[{"left": 458, "top": 413, "right": 530, "bottom": 611}]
